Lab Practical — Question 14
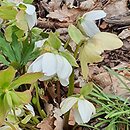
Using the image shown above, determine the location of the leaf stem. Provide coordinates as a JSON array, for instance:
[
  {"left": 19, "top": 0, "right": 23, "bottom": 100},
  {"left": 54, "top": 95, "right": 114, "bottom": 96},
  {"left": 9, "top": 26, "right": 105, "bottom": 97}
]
[{"left": 35, "top": 82, "right": 46, "bottom": 118}]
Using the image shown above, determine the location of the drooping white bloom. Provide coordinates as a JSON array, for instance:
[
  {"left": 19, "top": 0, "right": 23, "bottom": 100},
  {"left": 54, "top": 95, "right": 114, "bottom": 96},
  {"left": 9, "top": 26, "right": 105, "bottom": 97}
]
[
  {"left": 28, "top": 52, "right": 72, "bottom": 86},
  {"left": 81, "top": 10, "right": 106, "bottom": 37},
  {"left": 20, "top": 3, "right": 37, "bottom": 30},
  {"left": 60, "top": 97, "right": 96, "bottom": 124}
]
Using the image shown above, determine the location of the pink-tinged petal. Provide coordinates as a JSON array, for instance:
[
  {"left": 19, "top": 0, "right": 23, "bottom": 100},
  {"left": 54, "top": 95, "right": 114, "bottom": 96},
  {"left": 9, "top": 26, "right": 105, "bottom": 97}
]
[
  {"left": 73, "top": 108, "right": 84, "bottom": 124},
  {"left": 60, "top": 97, "right": 78, "bottom": 114},
  {"left": 56, "top": 55, "right": 72, "bottom": 79},
  {"left": 42, "top": 53, "right": 57, "bottom": 76},
  {"left": 83, "top": 10, "right": 106, "bottom": 21},
  {"left": 27, "top": 55, "right": 43, "bottom": 73},
  {"left": 78, "top": 99, "right": 96, "bottom": 123}
]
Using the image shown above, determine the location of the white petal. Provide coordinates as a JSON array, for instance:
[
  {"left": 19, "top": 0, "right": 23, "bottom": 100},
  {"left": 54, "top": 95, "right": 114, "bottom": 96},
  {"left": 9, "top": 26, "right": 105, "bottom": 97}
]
[
  {"left": 83, "top": 10, "right": 106, "bottom": 21},
  {"left": 56, "top": 55, "right": 72, "bottom": 79},
  {"left": 24, "top": 4, "right": 35, "bottom": 15},
  {"left": 81, "top": 20, "right": 100, "bottom": 37},
  {"left": 42, "top": 53, "right": 57, "bottom": 76},
  {"left": 0, "top": 126, "right": 11, "bottom": 130},
  {"left": 25, "top": 12, "right": 37, "bottom": 30},
  {"left": 35, "top": 39, "right": 47, "bottom": 48},
  {"left": 25, "top": 104, "right": 35, "bottom": 116},
  {"left": 78, "top": 99, "right": 96, "bottom": 123},
  {"left": 27, "top": 55, "right": 43, "bottom": 73},
  {"left": 60, "top": 97, "right": 78, "bottom": 114},
  {"left": 59, "top": 78, "right": 69, "bottom": 86},
  {"left": 73, "top": 108, "right": 84, "bottom": 124}
]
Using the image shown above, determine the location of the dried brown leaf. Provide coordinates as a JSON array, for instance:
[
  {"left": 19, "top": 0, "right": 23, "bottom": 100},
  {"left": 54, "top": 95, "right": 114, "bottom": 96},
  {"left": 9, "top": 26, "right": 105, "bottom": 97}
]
[{"left": 37, "top": 116, "right": 55, "bottom": 130}]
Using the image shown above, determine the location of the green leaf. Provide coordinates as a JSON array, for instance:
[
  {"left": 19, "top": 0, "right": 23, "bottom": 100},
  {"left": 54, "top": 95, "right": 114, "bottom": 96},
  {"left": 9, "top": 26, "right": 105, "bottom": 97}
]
[
  {"left": 0, "top": 54, "right": 10, "bottom": 66},
  {"left": 5, "top": 25, "right": 12, "bottom": 42},
  {"left": 0, "top": 36, "right": 16, "bottom": 62},
  {"left": 10, "top": 90, "right": 32, "bottom": 107},
  {"left": 0, "top": 66, "right": 16, "bottom": 90},
  {"left": 32, "top": 27, "right": 43, "bottom": 35},
  {"left": 0, "top": 6, "right": 17, "bottom": 20},
  {"left": 9, "top": 72, "right": 43, "bottom": 89},
  {"left": 47, "top": 32, "right": 61, "bottom": 50},
  {"left": 60, "top": 51, "right": 78, "bottom": 67},
  {"left": 68, "top": 24, "right": 86, "bottom": 44},
  {"left": 79, "top": 44, "right": 103, "bottom": 79},
  {"left": 80, "top": 82, "right": 93, "bottom": 96},
  {"left": 21, "top": 114, "right": 32, "bottom": 124},
  {"left": 15, "top": 10, "right": 28, "bottom": 31},
  {"left": 87, "top": 32, "right": 123, "bottom": 54},
  {"left": 23, "top": 0, "right": 34, "bottom": 4},
  {"left": 0, "top": 95, "right": 8, "bottom": 126},
  {"left": 11, "top": 33, "right": 22, "bottom": 63},
  {"left": 4, "top": 91, "right": 13, "bottom": 109}
]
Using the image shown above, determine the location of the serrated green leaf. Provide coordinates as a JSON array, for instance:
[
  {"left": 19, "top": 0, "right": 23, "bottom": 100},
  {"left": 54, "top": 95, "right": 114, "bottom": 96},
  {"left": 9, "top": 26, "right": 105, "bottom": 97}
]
[
  {"left": 0, "top": 66, "right": 16, "bottom": 90},
  {"left": 9, "top": 72, "right": 43, "bottom": 89},
  {"left": 0, "top": 6, "right": 17, "bottom": 20},
  {"left": 47, "top": 32, "right": 61, "bottom": 50},
  {"left": 68, "top": 24, "right": 86, "bottom": 44},
  {"left": 80, "top": 82, "right": 93, "bottom": 96},
  {"left": 11, "top": 33, "right": 22, "bottom": 63},
  {"left": 0, "top": 36, "right": 16, "bottom": 62},
  {"left": 60, "top": 51, "right": 78, "bottom": 67},
  {"left": 0, "top": 54, "right": 10, "bottom": 66}
]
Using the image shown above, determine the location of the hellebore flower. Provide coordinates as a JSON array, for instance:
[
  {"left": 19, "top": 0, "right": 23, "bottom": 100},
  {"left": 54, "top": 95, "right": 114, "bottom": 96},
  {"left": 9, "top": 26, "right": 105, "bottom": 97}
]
[
  {"left": 80, "top": 10, "right": 106, "bottom": 37},
  {"left": 24, "top": 3, "right": 37, "bottom": 30},
  {"left": 60, "top": 97, "right": 96, "bottom": 124},
  {"left": 15, "top": 2, "right": 37, "bottom": 30},
  {"left": 78, "top": 10, "right": 123, "bottom": 79},
  {"left": 28, "top": 52, "right": 72, "bottom": 86}
]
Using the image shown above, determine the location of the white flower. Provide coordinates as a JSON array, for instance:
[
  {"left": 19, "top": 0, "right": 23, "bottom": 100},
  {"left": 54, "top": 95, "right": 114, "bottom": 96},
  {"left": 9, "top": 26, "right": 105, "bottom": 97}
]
[
  {"left": 81, "top": 10, "right": 106, "bottom": 37},
  {"left": 15, "top": 2, "right": 37, "bottom": 30},
  {"left": 24, "top": 4, "right": 37, "bottom": 30},
  {"left": 19, "top": 3, "right": 37, "bottom": 30},
  {"left": 60, "top": 97, "right": 96, "bottom": 124},
  {"left": 28, "top": 52, "right": 72, "bottom": 86},
  {"left": 25, "top": 104, "right": 35, "bottom": 116}
]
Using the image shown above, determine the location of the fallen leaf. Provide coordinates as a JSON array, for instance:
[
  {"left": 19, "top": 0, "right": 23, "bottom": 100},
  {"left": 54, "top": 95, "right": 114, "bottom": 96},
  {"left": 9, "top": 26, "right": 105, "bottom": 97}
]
[
  {"left": 37, "top": 116, "right": 55, "bottom": 130},
  {"left": 53, "top": 108, "right": 63, "bottom": 130},
  {"left": 47, "top": 5, "right": 85, "bottom": 22}
]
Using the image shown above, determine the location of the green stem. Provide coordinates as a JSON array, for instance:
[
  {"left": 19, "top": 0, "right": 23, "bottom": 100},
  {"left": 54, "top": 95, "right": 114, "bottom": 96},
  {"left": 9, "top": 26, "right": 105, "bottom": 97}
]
[
  {"left": 35, "top": 82, "right": 46, "bottom": 118},
  {"left": 65, "top": 41, "right": 83, "bottom": 130},
  {"left": 67, "top": 41, "right": 83, "bottom": 96},
  {"left": 67, "top": 70, "right": 74, "bottom": 96}
]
